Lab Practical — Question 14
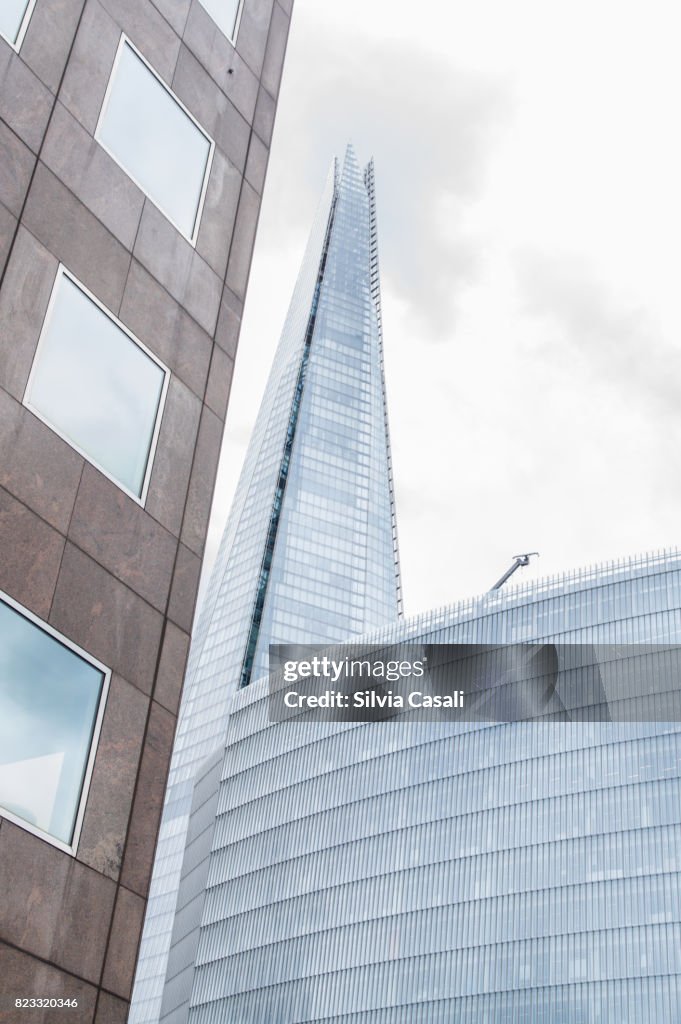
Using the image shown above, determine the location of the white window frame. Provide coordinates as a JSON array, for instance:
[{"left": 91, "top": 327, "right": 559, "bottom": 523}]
[
  {"left": 198, "top": 0, "right": 245, "bottom": 44},
  {"left": 231, "top": 0, "right": 245, "bottom": 44},
  {"left": 23, "top": 265, "right": 171, "bottom": 507},
  {"left": 0, "top": 0, "right": 37, "bottom": 51},
  {"left": 0, "top": 588, "right": 111, "bottom": 856},
  {"left": 94, "top": 35, "right": 215, "bottom": 246}
]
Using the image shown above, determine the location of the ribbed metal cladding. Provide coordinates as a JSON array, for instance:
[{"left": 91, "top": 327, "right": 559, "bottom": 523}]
[{"left": 188, "top": 551, "right": 681, "bottom": 1022}]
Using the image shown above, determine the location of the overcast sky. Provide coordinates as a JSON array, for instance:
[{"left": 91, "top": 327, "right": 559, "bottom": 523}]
[{"left": 202, "top": 0, "right": 681, "bottom": 619}]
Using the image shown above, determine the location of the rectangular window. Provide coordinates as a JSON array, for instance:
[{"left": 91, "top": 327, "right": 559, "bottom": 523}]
[
  {"left": 0, "top": 591, "right": 110, "bottom": 853},
  {"left": 198, "top": 0, "right": 243, "bottom": 42},
  {"left": 25, "top": 267, "right": 169, "bottom": 503},
  {"left": 0, "top": 0, "right": 35, "bottom": 49},
  {"left": 95, "top": 38, "right": 214, "bottom": 243}
]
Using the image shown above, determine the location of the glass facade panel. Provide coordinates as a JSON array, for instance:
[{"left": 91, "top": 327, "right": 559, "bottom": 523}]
[
  {"left": 197, "top": 0, "right": 242, "bottom": 41},
  {"left": 26, "top": 269, "right": 168, "bottom": 501},
  {"left": 97, "top": 40, "right": 213, "bottom": 241},
  {"left": 0, "top": 0, "right": 33, "bottom": 48},
  {"left": 0, "top": 593, "right": 108, "bottom": 848}
]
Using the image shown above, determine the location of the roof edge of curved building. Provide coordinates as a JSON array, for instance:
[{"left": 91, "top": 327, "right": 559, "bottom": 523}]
[{"left": 234, "top": 546, "right": 681, "bottom": 710}]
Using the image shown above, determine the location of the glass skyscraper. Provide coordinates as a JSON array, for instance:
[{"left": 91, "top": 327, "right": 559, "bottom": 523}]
[
  {"left": 187, "top": 550, "right": 681, "bottom": 1021},
  {"left": 131, "top": 146, "right": 402, "bottom": 1023}
]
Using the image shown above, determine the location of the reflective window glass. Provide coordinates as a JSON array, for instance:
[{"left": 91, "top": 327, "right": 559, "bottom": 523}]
[
  {"left": 96, "top": 40, "right": 213, "bottom": 241},
  {"left": 26, "top": 270, "right": 168, "bottom": 500},
  {"left": 0, "top": 0, "right": 33, "bottom": 48},
  {"left": 198, "top": 0, "right": 242, "bottom": 40},
  {"left": 0, "top": 594, "right": 109, "bottom": 848}
]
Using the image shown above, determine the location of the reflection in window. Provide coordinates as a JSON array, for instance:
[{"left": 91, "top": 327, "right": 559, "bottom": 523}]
[
  {"left": 0, "top": 594, "right": 109, "bottom": 848},
  {"left": 96, "top": 39, "right": 213, "bottom": 242},
  {"left": 198, "top": 0, "right": 243, "bottom": 41},
  {"left": 0, "top": 0, "right": 34, "bottom": 48},
  {"left": 25, "top": 269, "right": 168, "bottom": 501}
]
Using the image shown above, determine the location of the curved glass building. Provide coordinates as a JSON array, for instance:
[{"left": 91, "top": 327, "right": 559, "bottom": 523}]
[{"left": 188, "top": 550, "right": 681, "bottom": 1021}]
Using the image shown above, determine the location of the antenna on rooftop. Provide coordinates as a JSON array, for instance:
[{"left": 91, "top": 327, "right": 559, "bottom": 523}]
[{"left": 490, "top": 552, "right": 539, "bottom": 591}]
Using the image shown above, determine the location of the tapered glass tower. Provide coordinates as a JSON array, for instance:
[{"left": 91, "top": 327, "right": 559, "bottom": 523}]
[{"left": 130, "top": 147, "right": 402, "bottom": 1023}]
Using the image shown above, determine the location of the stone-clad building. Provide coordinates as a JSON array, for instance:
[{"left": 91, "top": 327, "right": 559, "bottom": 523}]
[{"left": 0, "top": 1, "right": 292, "bottom": 1020}]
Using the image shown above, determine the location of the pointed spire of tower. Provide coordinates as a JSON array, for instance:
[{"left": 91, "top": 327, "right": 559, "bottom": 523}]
[{"left": 131, "top": 152, "right": 401, "bottom": 1024}]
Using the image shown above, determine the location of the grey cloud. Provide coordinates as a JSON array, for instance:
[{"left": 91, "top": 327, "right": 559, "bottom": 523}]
[
  {"left": 267, "top": 18, "right": 511, "bottom": 339},
  {"left": 516, "top": 251, "right": 681, "bottom": 426}
]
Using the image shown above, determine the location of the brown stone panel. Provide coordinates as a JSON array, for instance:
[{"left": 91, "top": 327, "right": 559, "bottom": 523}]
[
  {"left": 119, "top": 260, "right": 212, "bottom": 400},
  {"left": 253, "top": 83, "right": 276, "bottom": 147},
  {"left": 68, "top": 466, "right": 177, "bottom": 612},
  {"left": 195, "top": 147, "right": 241, "bottom": 280},
  {"left": 0, "top": 487, "right": 65, "bottom": 620},
  {"left": 167, "top": 542, "right": 201, "bottom": 634},
  {"left": 50, "top": 543, "right": 163, "bottom": 697},
  {"left": 120, "top": 700, "right": 177, "bottom": 896},
  {"left": 133, "top": 200, "right": 193, "bottom": 312},
  {"left": 182, "top": 251, "right": 222, "bottom": 341},
  {"left": 58, "top": 0, "right": 120, "bottom": 136},
  {"left": 145, "top": 376, "right": 202, "bottom": 539},
  {"left": 0, "top": 942, "right": 97, "bottom": 1024},
  {"left": 235, "top": 0, "right": 275, "bottom": 80},
  {"left": 182, "top": 2, "right": 259, "bottom": 123},
  {"left": 154, "top": 621, "right": 190, "bottom": 716},
  {"left": 101, "top": 886, "right": 146, "bottom": 1000},
  {"left": 171, "top": 45, "right": 250, "bottom": 174},
  {"left": 93, "top": 990, "right": 128, "bottom": 1024},
  {"left": 0, "top": 822, "right": 116, "bottom": 986},
  {"left": 244, "top": 131, "right": 269, "bottom": 197},
  {"left": 19, "top": 0, "right": 86, "bottom": 96},
  {"left": 0, "top": 227, "right": 57, "bottom": 403},
  {"left": 261, "top": 0, "right": 290, "bottom": 101},
  {"left": 76, "top": 675, "right": 149, "bottom": 881},
  {"left": 40, "top": 101, "right": 145, "bottom": 251},
  {"left": 97, "top": 0, "right": 182, "bottom": 83},
  {"left": 150, "top": 0, "right": 191, "bottom": 37},
  {"left": 225, "top": 179, "right": 260, "bottom": 300},
  {"left": 224, "top": 287, "right": 244, "bottom": 321},
  {"left": 180, "top": 404, "right": 222, "bottom": 557},
  {"left": 0, "top": 47, "right": 53, "bottom": 155},
  {"left": 0, "top": 390, "right": 83, "bottom": 534},
  {"left": 0, "top": 203, "right": 16, "bottom": 281},
  {"left": 132, "top": 201, "right": 222, "bottom": 335},
  {"left": 22, "top": 164, "right": 132, "bottom": 317},
  {"left": 0, "top": 119, "right": 36, "bottom": 219},
  {"left": 204, "top": 342, "right": 235, "bottom": 422}
]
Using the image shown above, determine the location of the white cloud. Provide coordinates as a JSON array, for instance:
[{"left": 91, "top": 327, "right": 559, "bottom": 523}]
[{"left": 202, "top": 0, "right": 681, "bottom": 618}]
